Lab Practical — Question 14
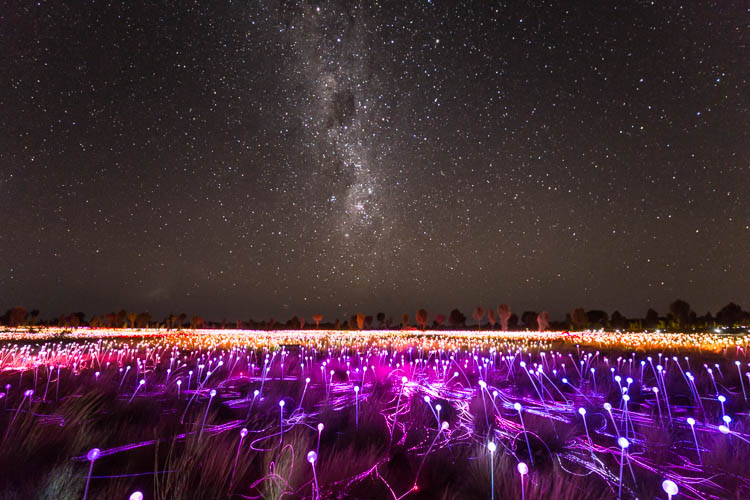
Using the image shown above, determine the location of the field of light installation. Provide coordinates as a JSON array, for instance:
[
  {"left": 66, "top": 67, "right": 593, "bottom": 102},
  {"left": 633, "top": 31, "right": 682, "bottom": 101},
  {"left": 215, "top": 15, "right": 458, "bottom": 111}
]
[{"left": 0, "top": 328, "right": 749, "bottom": 500}]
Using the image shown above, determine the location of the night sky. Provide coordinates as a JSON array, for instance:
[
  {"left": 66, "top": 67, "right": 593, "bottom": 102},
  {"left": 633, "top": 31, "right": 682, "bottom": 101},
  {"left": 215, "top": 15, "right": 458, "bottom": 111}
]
[{"left": 1, "top": 1, "right": 748, "bottom": 322}]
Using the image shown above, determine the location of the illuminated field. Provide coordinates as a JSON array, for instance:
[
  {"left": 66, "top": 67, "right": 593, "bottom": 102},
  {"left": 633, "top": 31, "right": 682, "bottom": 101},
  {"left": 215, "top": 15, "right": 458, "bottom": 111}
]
[{"left": 0, "top": 328, "right": 748, "bottom": 499}]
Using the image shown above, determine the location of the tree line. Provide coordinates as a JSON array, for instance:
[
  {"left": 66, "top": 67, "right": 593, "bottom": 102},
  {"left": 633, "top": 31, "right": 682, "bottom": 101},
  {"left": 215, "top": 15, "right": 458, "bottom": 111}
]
[{"left": 1, "top": 299, "right": 748, "bottom": 332}]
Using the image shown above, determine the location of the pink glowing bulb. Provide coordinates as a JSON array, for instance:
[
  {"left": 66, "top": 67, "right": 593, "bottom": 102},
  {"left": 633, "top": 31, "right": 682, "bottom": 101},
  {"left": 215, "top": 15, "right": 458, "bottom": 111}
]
[
  {"left": 307, "top": 450, "right": 318, "bottom": 463},
  {"left": 517, "top": 462, "right": 528, "bottom": 475},
  {"left": 129, "top": 492, "right": 143, "bottom": 500},
  {"left": 87, "top": 448, "right": 101, "bottom": 461}
]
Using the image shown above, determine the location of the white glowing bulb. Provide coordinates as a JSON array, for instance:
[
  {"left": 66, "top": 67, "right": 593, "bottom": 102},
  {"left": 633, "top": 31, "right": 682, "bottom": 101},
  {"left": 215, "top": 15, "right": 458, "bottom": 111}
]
[{"left": 662, "top": 479, "right": 678, "bottom": 496}]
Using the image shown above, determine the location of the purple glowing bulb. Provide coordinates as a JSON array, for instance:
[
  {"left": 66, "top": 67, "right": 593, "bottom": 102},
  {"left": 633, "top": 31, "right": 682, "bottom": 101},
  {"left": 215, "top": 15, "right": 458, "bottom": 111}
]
[
  {"left": 307, "top": 450, "right": 318, "bottom": 463},
  {"left": 617, "top": 437, "right": 629, "bottom": 449},
  {"left": 240, "top": 427, "right": 248, "bottom": 438},
  {"left": 517, "top": 461, "right": 528, "bottom": 475},
  {"left": 129, "top": 492, "right": 143, "bottom": 500},
  {"left": 87, "top": 448, "right": 101, "bottom": 461}
]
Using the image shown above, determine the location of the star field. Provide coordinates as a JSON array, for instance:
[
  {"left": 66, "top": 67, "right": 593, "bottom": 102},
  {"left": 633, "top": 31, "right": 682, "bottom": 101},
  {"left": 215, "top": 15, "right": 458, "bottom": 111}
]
[{"left": 1, "top": 1, "right": 748, "bottom": 321}]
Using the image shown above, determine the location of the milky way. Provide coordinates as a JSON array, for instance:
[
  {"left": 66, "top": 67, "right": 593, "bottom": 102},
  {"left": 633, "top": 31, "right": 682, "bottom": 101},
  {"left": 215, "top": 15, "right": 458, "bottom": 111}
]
[{"left": 1, "top": 1, "right": 748, "bottom": 321}]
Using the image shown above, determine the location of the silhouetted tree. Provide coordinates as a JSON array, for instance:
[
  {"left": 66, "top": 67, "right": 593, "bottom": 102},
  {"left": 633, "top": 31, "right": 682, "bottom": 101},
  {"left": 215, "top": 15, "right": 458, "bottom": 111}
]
[
  {"left": 508, "top": 313, "right": 519, "bottom": 330},
  {"left": 348, "top": 316, "right": 357, "bottom": 330},
  {"left": 376, "top": 312, "right": 385, "bottom": 328},
  {"left": 165, "top": 314, "right": 177, "bottom": 330},
  {"left": 570, "top": 308, "right": 587, "bottom": 330},
  {"left": 537, "top": 311, "right": 549, "bottom": 332},
  {"left": 473, "top": 307, "right": 485, "bottom": 330},
  {"left": 7, "top": 306, "right": 28, "bottom": 327},
  {"left": 586, "top": 310, "right": 608, "bottom": 328},
  {"left": 416, "top": 309, "right": 429, "bottom": 330},
  {"left": 669, "top": 299, "right": 692, "bottom": 329},
  {"left": 401, "top": 313, "right": 409, "bottom": 329},
  {"left": 105, "top": 312, "right": 117, "bottom": 327},
  {"left": 434, "top": 314, "right": 446, "bottom": 329},
  {"left": 521, "top": 311, "right": 537, "bottom": 330},
  {"left": 497, "top": 304, "right": 511, "bottom": 331},
  {"left": 265, "top": 317, "right": 275, "bottom": 330},
  {"left": 644, "top": 308, "right": 660, "bottom": 329},
  {"left": 448, "top": 309, "right": 466, "bottom": 328},
  {"left": 116, "top": 310, "right": 127, "bottom": 327},
  {"left": 312, "top": 314, "right": 323, "bottom": 329},
  {"left": 334, "top": 318, "right": 341, "bottom": 329},
  {"left": 135, "top": 312, "right": 151, "bottom": 328},
  {"left": 385, "top": 317, "right": 394, "bottom": 329},
  {"left": 716, "top": 302, "right": 745, "bottom": 326},
  {"left": 487, "top": 309, "right": 496, "bottom": 329},
  {"left": 610, "top": 310, "right": 626, "bottom": 329},
  {"left": 364, "top": 315, "right": 373, "bottom": 329},
  {"left": 72, "top": 312, "right": 86, "bottom": 326},
  {"left": 29, "top": 309, "right": 40, "bottom": 326},
  {"left": 356, "top": 313, "right": 365, "bottom": 330}
]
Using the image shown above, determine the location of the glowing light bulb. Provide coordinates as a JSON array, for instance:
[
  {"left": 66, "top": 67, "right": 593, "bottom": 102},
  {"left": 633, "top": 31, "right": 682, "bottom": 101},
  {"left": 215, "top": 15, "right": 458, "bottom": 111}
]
[
  {"left": 307, "top": 450, "right": 318, "bottom": 463},
  {"left": 662, "top": 479, "right": 678, "bottom": 497},
  {"left": 517, "top": 462, "right": 528, "bottom": 475},
  {"left": 487, "top": 441, "right": 496, "bottom": 453},
  {"left": 618, "top": 437, "right": 629, "bottom": 449}
]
